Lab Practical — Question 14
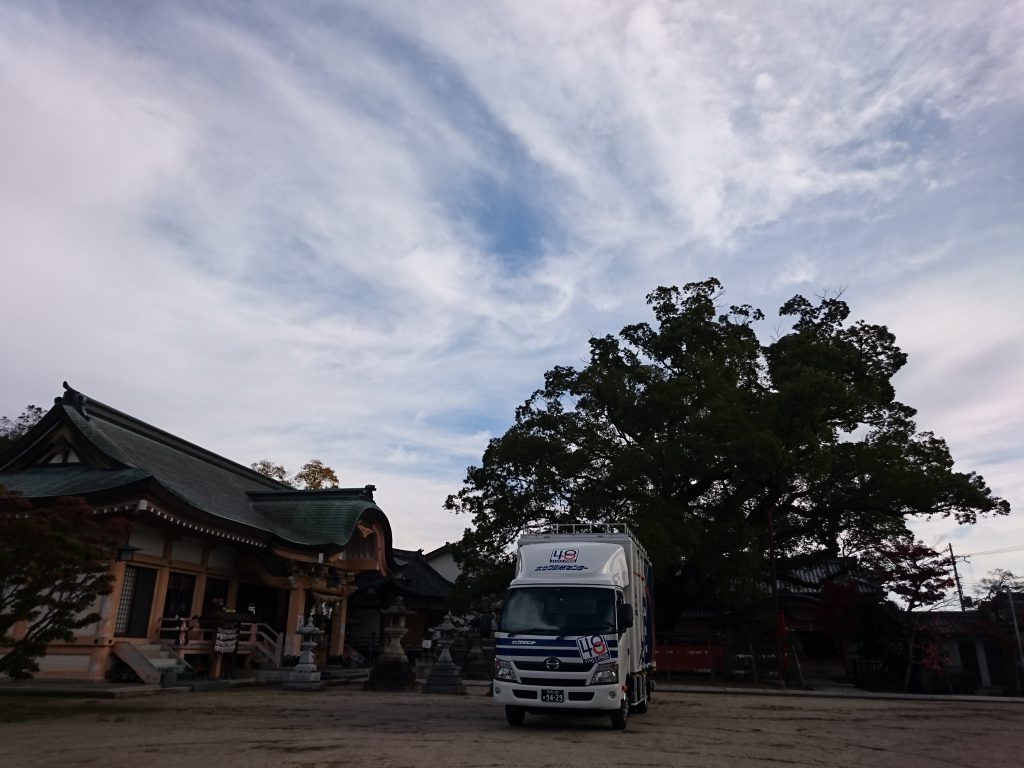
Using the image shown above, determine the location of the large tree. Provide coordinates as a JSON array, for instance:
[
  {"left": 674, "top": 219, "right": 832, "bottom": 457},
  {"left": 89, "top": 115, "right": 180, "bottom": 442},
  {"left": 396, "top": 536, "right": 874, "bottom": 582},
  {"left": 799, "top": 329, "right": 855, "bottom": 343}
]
[
  {"left": 0, "top": 487, "right": 127, "bottom": 679},
  {"left": 447, "top": 279, "right": 1009, "bottom": 612}
]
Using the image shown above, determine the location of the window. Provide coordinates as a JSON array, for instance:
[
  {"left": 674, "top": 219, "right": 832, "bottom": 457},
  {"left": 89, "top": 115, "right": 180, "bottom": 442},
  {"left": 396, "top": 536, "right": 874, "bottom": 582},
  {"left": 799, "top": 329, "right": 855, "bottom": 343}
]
[
  {"left": 115, "top": 566, "right": 157, "bottom": 637},
  {"left": 162, "top": 572, "right": 196, "bottom": 619}
]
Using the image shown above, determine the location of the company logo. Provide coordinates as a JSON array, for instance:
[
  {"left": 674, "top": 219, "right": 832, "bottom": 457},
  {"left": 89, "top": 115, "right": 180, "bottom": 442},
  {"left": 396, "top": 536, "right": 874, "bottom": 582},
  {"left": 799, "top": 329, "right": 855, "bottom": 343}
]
[
  {"left": 577, "top": 634, "right": 611, "bottom": 664},
  {"left": 544, "top": 657, "right": 561, "bottom": 671},
  {"left": 536, "top": 549, "right": 587, "bottom": 571},
  {"left": 511, "top": 640, "right": 536, "bottom": 645}
]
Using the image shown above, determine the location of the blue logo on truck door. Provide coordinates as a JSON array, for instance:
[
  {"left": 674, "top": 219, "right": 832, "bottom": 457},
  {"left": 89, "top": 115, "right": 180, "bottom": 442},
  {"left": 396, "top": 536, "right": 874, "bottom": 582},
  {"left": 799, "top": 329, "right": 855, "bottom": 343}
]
[{"left": 576, "top": 634, "right": 611, "bottom": 663}]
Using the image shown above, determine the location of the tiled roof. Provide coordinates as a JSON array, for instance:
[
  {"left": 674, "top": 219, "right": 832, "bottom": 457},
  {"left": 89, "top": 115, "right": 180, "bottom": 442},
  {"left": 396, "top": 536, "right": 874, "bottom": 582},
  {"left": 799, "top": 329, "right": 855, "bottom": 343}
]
[
  {"left": 0, "top": 465, "right": 150, "bottom": 497},
  {"left": 0, "top": 384, "right": 388, "bottom": 550},
  {"left": 393, "top": 548, "right": 455, "bottom": 598},
  {"left": 779, "top": 558, "right": 879, "bottom": 595},
  {"left": 356, "top": 549, "right": 454, "bottom": 599}
]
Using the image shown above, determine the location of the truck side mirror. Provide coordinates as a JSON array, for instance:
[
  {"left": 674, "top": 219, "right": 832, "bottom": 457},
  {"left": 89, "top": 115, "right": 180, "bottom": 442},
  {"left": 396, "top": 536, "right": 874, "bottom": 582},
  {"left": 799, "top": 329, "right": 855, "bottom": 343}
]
[{"left": 617, "top": 603, "right": 634, "bottom": 631}]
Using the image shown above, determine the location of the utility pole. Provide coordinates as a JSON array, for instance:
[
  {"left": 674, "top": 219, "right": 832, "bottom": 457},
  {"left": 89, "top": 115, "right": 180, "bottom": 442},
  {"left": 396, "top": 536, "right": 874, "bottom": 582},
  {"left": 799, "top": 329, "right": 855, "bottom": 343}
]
[{"left": 948, "top": 543, "right": 966, "bottom": 611}]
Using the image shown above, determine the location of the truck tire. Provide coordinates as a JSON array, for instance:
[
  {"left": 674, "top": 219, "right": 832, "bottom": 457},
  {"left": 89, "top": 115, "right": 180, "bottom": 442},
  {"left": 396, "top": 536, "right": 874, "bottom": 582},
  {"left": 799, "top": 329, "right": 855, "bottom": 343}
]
[
  {"left": 505, "top": 706, "right": 526, "bottom": 726},
  {"left": 610, "top": 700, "right": 629, "bottom": 730},
  {"left": 631, "top": 697, "right": 648, "bottom": 714}
]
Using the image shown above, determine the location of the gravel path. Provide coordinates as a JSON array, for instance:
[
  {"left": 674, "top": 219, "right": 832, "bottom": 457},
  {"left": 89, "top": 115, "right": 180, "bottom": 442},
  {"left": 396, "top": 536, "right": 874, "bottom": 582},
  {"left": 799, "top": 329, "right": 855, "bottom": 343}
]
[{"left": 1, "top": 685, "right": 1020, "bottom": 768}]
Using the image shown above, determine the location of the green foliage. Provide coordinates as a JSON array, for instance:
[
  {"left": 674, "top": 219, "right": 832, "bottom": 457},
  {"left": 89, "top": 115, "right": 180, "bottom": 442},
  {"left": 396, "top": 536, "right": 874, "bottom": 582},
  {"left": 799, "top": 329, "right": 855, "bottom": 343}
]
[
  {"left": 0, "top": 487, "right": 126, "bottom": 679},
  {"left": 446, "top": 278, "right": 1009, "bottom": 611}
]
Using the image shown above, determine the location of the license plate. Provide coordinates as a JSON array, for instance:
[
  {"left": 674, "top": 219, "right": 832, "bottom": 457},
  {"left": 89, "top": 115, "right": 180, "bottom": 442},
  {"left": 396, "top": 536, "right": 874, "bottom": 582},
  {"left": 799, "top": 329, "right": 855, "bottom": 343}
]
[{"left": 541, "top": 689, "right": 564, "bottom": 703}]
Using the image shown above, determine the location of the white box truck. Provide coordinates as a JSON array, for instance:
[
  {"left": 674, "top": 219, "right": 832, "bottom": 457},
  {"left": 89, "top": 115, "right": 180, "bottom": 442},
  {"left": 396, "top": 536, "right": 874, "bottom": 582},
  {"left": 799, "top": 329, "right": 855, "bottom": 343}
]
[{"left": 492, "top": 524, "right": 655, "bottom": 730}]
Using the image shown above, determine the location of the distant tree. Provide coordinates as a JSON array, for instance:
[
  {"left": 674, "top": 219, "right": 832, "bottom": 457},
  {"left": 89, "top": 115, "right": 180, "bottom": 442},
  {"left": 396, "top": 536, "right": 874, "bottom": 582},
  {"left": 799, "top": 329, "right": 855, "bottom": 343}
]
[
  {"left": 861, "top": 536, "right": 955, "bottom": 691},
  {"left": 250, "top": 459, "right": 291, "bottom": 485},
  {"left": 293, "top": 459, "right": 340, "bottom": 490},
  {"left": 974, "top": 568, "right": 1024, "bottom": 602},
  {"left": 0, "top": 405, "right": 45, "bottom": 448},
  {"left": 446, "top": 279, "right": 1008, "bottom": 613},
  {"left": 0, "top": 486, "right": 128, "bottom": 679}
]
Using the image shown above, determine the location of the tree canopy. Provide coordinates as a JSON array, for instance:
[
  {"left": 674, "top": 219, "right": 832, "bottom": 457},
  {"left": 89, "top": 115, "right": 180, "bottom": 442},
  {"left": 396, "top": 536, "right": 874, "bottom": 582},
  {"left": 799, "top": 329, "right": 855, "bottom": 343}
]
[
  {"left": 446, "top": 279, "right": 1009, "bottom": 611},
  {"left": 1, "top": 487, "right": 127, "bottom": 679},
  {"left": 251, "top": 459, "right": 290, "bottom": 484},
  {"left": 251, "top": 458, "right": 340, "bottom": 489},
  {"left": 293, "top": 459, "right": 340, "bottom": 490}
]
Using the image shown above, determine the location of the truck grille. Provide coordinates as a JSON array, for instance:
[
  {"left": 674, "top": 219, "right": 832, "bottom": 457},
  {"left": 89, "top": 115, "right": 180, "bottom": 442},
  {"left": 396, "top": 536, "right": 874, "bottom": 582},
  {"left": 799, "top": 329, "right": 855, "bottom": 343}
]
[
  {"left": 519, "top": 677, "right": 588, "bottom": 687},
  {"left": 515, "top": 661, "right": 591, "bottom": 673}
]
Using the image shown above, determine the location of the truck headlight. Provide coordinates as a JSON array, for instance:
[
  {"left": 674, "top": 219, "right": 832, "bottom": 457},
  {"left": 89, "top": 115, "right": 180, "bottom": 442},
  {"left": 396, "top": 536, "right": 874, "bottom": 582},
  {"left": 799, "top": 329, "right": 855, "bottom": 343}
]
[
  {"left": 589, "top": 661, "right": 618, "bottom": 685},
  {"left": 494, "top": 658, "right": 518, "bottom": 682}
]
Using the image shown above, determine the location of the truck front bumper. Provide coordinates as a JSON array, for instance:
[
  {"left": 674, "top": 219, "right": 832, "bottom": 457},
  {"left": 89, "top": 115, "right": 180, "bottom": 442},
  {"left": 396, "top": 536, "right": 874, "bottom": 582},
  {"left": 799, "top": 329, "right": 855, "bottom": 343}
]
[{"left": 493, "top": 680, "right": 623, "bottom": 711}]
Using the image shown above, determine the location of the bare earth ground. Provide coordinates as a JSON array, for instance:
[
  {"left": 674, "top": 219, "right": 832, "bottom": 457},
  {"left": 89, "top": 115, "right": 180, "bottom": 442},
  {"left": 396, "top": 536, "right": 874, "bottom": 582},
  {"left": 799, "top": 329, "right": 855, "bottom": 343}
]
[{"left": 1, "top": 686, "right": 1021, "bottom": 768}]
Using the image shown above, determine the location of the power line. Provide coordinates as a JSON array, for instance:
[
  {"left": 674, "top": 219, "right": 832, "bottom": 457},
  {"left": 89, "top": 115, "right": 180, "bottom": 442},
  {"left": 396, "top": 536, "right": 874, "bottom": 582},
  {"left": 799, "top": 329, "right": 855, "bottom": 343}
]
[{"left": 959, "top": 544, "right": 1024, "bottom": 558}]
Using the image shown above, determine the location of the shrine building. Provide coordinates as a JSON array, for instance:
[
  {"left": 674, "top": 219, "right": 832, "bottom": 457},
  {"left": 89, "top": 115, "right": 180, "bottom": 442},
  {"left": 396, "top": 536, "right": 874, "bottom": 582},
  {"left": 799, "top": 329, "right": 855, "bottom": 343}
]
[{"left": 0, "top": 383, "right": 444, "bottom": 683}]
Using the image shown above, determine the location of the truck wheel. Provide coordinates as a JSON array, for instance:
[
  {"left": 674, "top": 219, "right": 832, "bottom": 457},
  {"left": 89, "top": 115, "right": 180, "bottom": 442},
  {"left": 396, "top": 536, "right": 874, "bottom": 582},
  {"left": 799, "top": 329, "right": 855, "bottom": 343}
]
[
  {"left": 631, "top": 697, "right": 648, "bottom": 714},
  {"left": 610, "top": 700, "right": 629, "bottom": 730},
  {"left": 505, "top": 706, "right": 526, "bottom": 726}
]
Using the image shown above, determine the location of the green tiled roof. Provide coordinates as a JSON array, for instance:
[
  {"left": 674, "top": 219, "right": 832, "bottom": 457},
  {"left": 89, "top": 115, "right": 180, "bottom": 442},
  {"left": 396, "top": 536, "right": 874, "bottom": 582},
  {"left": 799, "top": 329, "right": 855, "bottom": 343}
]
[
  {"left": 250, "top": 490, "right": 380, "bottom": 548},
  {"left": 0, "top": 385, "right": 388, "bottom": 551},
  {"left": 0, "top": 465, "right": 150, "bottom": 497}
]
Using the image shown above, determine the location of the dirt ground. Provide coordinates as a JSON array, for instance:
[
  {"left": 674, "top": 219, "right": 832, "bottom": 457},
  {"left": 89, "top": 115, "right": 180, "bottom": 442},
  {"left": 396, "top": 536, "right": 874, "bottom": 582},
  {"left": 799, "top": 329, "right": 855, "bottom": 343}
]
[{"left": 1, "top": 685, "right": 1021, "bottom": 768}]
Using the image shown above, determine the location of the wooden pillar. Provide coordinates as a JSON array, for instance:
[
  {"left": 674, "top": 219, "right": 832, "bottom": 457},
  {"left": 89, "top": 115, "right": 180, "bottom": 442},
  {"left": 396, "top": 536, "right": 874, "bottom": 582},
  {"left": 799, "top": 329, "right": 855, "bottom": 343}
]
[
  {"left": 148, "top": 568, "right": 170, "bottom": 640},
  {"left": 285, "top": 585, "right": 306, "bottom": 656},
  {"left": 88, "top": 560, "right": 128, "bottom": 680},
  {"left": 329, "top": 595, "right": 348, "bottom": 657},
  {"left": 191, "top": 573, "right": 208, "bottom": 619}
]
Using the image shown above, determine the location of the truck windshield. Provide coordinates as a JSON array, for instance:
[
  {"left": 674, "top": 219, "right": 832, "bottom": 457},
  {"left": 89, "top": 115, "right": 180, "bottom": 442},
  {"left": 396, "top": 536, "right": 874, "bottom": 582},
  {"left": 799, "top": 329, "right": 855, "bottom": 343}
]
[{"left": 500, "top": 587, "right": 616, "bottom": 636}]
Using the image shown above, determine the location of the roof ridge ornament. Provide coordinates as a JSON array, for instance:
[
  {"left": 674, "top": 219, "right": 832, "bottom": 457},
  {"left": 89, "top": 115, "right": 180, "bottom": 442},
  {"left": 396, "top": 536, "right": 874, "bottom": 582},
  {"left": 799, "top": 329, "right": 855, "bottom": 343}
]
[{"left": 58, "top": 381, "right": 90, "bottom": 420}]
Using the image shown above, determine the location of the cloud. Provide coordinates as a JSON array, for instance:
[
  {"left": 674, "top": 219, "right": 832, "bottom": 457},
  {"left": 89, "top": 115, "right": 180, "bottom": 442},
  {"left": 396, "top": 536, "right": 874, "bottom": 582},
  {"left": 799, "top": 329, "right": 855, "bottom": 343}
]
[{"left": 1, "top": 0, "right": 1022, "bottom": 562}]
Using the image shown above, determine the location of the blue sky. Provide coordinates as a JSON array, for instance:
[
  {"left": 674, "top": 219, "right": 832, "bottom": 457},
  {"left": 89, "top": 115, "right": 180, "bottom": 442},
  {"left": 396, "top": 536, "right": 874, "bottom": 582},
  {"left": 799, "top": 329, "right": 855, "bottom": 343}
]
[{"left": 2, "top": 0, "right": 1022, "bottom": 593}]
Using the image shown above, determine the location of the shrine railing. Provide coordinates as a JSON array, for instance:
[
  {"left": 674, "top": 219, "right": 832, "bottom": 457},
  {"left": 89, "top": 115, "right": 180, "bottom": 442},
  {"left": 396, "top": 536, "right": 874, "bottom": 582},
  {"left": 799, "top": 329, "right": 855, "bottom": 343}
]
[{"left": 157, "top": 618, "right": 284, "bottom": 669}]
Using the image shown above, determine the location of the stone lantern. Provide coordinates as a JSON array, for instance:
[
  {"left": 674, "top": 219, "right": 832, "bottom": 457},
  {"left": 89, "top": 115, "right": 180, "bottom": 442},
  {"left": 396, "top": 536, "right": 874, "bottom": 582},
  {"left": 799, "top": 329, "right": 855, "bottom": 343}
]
[
  {"left": 364, "top": 596, "right": 416, "bottom": 690},
  {"left": 284, "top": 612, "right": 325, "bottom": 691},
  {"left": 422, "top": 613, "right": 466, "bottom": 694}
]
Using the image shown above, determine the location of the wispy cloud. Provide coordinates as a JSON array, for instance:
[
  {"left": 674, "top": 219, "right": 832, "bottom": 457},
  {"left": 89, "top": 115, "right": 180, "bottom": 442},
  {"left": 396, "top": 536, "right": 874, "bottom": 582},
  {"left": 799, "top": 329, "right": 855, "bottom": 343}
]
[{"left": 1, "top": 0, "right": 1022, "bottom": 562}]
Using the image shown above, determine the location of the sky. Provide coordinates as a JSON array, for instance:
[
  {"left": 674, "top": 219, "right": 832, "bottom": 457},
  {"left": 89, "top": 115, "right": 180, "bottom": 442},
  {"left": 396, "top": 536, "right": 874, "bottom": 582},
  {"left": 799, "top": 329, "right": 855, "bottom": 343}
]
[{"left": 1, "top": 0, "right": 1022, "bottom": 597}]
